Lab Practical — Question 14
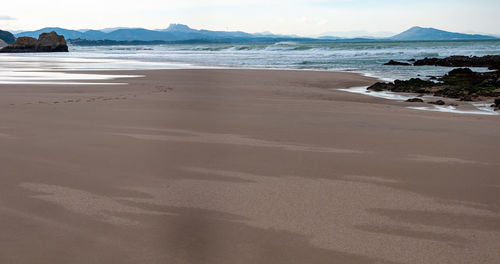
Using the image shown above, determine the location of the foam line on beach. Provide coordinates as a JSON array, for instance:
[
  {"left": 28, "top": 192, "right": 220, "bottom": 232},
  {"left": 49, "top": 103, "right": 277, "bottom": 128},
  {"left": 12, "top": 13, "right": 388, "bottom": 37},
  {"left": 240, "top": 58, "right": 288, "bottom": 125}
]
[
  {"left": 0, "top": 81, "right": 129, "bottom": 85},
  {"left": 339, "top": 86, "right": 499, "bottom": 116},
  {"left": 338, "top": 86, "right": 418, "bottom": 101},
  {"left": 408, "top": 105, "right": 499, "bottom": 116},
  {"left": 0, "top": 71, "right": 143, "bottom": 85}
]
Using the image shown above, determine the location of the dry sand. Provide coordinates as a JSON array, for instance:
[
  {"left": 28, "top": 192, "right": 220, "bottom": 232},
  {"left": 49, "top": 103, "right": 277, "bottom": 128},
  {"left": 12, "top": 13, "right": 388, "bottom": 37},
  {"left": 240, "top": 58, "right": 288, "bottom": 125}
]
[{"left": 0, "top": 69, "right": 499, "bottom": 264}]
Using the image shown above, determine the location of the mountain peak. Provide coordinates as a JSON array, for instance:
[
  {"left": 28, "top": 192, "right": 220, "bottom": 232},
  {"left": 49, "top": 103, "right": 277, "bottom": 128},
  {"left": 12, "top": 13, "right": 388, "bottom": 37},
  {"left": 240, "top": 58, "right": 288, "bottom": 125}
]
[
  {"left": 165, "top": 24, "right": 194, "bottom": 32},
  {"left": 391, "top": 26, "right": 494, "bottom": 41}
]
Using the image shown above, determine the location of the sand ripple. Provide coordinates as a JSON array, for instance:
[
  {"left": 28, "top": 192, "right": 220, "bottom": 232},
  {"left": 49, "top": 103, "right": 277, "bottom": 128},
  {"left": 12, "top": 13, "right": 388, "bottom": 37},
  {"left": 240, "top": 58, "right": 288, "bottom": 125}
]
[
  {"left": 408, "top": 154, "right": 485, "bottom": 164},
  {"left": 20, "top": 183, "right": 169, "bottom": 226},
  {"left": 116, "top": 168, "right": 500, "bottom": 264},
  {"left": 113, "top": 128, "right": 364, "bottom": 154}
]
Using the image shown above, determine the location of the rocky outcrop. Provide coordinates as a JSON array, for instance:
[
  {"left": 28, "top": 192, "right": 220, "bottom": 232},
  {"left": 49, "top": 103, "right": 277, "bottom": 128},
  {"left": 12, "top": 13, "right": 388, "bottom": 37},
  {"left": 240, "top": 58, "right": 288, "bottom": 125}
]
[
  {"left": 3, "top": 37, "right": 38, "bottom": 51},
  {"left": 36, "top": 32, "right": 69, "bottom": 52},
  {"left": 368, "top": 68, "right": 500, "bottom": 102},
  {"left": 413, "top": 55, "right": 500, "bottom": 70},
  {"left": 428, "top": 100, "right": 445, "bottom": 105},
  {"left": 0, "top": 39, "right": 7, "bottom": 48},
  {"left": 374, "top": 55, "right": 500, "bottom": 104},
  {"left": 368, "top": 78, "right": 436, "bottom": 93},
  {"left": 384, "top": 60, "right": 411, "bottom": 66},
  {"left": 0, "top": 31, "right": 68, "bottom": 53},
  {"left": 0, "top": 29, "right": 16, "bottom": 44},
  {"left": 406, "top": 98, "right": 424, "bottom": 103}
]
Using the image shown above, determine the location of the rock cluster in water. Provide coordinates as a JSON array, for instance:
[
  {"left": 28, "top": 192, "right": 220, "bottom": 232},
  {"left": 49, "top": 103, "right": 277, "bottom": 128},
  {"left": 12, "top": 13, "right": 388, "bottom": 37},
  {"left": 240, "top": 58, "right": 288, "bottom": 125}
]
[
  {"left": 377, "top": 56, "right": 500, "bottom": 107},
  {"left": 406, "top": 98, "right": 424, "bottom": 103},
  {"left": 384, "top": 60, "right": 411, "bottom": 66},
  {"left": 413, "top": 55, "right": 500, "bottom": 70},
  {"left": 384, "top": 55, "right": 500, "bottom": 70},
  {"left": 0, "top": 31, "right": 68, "bottom": 53}
]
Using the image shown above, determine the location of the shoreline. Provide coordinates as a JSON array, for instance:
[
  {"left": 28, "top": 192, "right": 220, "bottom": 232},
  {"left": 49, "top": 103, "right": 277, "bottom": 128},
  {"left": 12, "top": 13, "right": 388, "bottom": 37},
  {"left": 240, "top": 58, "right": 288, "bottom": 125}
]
[{"left": 2, "top": 66, "right": 498, "bottom": 116}]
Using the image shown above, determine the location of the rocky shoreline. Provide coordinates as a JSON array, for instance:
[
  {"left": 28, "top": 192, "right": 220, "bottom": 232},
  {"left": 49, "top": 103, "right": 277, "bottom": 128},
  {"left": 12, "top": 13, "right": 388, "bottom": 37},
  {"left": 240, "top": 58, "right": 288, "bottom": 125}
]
[
  {"left": 0, "top": 31, "right": 68, "bottom": 53},
  {"left": 372, "top": 55, "right": 500, "bottom": 110},
  {"left": 413, "top": 55, "right": 500, "bottom": 70}
]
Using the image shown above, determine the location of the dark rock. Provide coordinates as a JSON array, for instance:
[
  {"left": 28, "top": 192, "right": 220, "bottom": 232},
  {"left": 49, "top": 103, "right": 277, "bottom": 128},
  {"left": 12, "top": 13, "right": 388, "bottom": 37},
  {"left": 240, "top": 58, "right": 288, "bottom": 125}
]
[
  {"left": 5, "top": 37, "right": 38, "bottom": 51},
  {"left": 414, "top": 55, "right": 500, "bottom": 70},
  {"left": 367, "top": 82, "right": 394, "bottom": 92},
  {"left": 406, "top": 98, "right": 424, "bottom": 103},
  {"left": 0, "top": 31, "right": 68, "bottom": 53},
  {"left": 369, "top": 56, "right": 500, "bottom": 103},
  {"left": 448, "top": 68, "right": 474, "bottom": 76},
  {"left": 368, "top": 67, "right": 500, "bottom": 102},
  {"left": 37, "top": 32, "right": 68, "bottom": 52},
  {"left": 428, "top": 100, "right": 446, "bottom": 105},
  {"left": 392, "top": 78, "right": 436, "bottom": 93},
  {"left": 438, "top": 68, "right": 500, "bottom": 100},
  {"left": 492, "top": 98, "right": 500, "bottom": 110},
  {"left": 459, "top": 95, "right": 473, "bottom": 101},
  {"left": 368, "top": 78, "right": 436, "bottom": 93},
  {"left": 408, "top": 59, "right": 416, "bottom": 62},
  {"left": 0, "top": 29, "right": 16, "bottom": 44},
  {"left": 384, "top": 60, "right": 411, "bottom": 66}
]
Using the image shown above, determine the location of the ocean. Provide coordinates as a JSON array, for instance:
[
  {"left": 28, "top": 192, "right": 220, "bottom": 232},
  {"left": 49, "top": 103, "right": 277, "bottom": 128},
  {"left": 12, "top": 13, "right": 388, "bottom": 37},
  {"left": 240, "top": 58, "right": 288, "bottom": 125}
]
[{"left": 1, "top": 40, "right": 500, "bottom": 83}]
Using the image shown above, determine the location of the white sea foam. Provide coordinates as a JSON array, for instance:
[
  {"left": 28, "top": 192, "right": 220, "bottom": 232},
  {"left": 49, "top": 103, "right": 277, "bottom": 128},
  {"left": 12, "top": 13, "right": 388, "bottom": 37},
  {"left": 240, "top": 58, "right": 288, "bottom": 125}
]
[
  {"left": 339, "top": 86, "right": 499, "bottom": 116},
  {"left": 472, "top": 103, "right": 500, "bottom": 114},
  {"left": 408, "top": 105, "right": 499, "bottom": 116},
  {"left": 0, "top": 81, "right": 128, "bottom": 85},
  {"left": 337, "top": 86, "right": 425, "bottom": 101}
]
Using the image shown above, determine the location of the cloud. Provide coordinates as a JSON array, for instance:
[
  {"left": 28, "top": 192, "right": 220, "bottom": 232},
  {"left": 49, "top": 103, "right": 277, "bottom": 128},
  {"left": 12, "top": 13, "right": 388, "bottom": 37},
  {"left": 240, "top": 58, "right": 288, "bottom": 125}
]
[{"left": 0, "top": 15, "right": 15, "bottom": 20}]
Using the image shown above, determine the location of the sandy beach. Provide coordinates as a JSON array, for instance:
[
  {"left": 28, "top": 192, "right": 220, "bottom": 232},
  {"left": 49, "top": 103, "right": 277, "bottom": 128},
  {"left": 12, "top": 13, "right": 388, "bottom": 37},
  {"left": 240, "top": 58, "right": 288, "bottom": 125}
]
[{"left": 0, "top": 69, "right": 499, "bottom": 264}]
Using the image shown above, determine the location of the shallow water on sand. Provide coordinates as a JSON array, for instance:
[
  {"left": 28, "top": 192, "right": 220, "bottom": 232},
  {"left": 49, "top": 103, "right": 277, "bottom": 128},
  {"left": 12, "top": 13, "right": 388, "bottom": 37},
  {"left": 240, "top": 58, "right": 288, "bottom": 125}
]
[{"left": 0, "top": 55, "right": 194, "bottom": 85}]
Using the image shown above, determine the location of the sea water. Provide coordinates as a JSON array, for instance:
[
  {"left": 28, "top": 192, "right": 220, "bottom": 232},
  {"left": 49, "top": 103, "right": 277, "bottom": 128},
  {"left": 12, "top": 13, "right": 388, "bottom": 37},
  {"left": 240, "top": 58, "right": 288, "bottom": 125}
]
[
  {"left": 2, "top": 40, "right": 500, "bottom": 81},
  {"left": 66, "top": 40, "right": 500, "bottom": 80}
]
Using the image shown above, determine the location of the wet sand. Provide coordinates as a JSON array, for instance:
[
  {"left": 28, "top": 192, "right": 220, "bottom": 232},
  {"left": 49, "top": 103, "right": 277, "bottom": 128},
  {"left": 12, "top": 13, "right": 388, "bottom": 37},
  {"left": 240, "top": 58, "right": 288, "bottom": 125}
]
[{"left": 0, "top": 69, "right": 499, "bottom": 264}]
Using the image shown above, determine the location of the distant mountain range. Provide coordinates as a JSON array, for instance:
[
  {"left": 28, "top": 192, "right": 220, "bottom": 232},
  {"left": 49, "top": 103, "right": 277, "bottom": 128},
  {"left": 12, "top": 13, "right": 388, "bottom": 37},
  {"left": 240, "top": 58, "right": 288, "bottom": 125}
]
[
  {"left": 14, "top": 24, "right": 256, "bottom": 42},
  {"left": 4, "top": 25, "right": 498, "bottom": 45},
  {"left": 0, "top": 30, "right": 16, "bottom": 44},
  {"left": 318, "top": 30, "right": 396, "bottom": 39},
  {"left": 391, "top": 26, "right": 495, "bottom": 41}
]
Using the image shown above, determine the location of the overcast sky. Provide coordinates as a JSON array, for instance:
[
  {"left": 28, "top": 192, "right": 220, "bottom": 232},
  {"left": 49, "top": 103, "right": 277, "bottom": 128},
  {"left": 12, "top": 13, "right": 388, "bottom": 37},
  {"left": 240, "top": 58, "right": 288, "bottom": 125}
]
[{"left": 1, "top": 0, "right": 499, "bottom": 36}]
